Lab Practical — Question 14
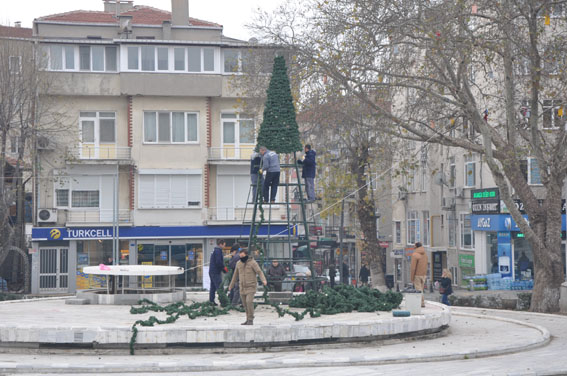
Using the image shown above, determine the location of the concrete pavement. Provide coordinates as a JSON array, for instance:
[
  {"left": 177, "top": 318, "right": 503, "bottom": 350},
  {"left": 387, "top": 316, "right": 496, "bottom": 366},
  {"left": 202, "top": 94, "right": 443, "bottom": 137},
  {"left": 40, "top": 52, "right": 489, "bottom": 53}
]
[{"left": 0, "top": 302, "right": 561, "bottom": 374}]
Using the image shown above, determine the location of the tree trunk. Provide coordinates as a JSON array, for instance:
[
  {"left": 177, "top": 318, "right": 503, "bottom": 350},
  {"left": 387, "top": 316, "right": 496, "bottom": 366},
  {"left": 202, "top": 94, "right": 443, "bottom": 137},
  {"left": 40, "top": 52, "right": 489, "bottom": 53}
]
[{"left": 351, "top": 149, "right": 386, "bottom": 290}]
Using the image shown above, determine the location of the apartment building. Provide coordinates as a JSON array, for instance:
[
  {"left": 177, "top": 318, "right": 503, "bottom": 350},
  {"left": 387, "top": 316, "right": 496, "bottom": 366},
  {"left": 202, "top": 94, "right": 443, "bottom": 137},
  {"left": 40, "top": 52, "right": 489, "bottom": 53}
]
[{"left": 28, "top": 0, "right": 287, "bottom": 294}]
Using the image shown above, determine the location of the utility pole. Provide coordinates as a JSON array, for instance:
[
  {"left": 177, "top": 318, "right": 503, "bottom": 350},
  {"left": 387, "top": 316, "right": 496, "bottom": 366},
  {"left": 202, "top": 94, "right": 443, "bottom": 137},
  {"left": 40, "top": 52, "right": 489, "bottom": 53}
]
[{"left": 339, "top": 199, "right": 345, "bottom": 284}]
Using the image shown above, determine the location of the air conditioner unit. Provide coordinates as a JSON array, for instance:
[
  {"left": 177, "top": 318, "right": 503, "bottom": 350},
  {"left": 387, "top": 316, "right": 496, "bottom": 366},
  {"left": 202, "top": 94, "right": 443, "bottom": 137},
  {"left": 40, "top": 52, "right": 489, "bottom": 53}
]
[
  {"left": 37, "top": 209, "right": 57, "bottom": 223},
  {"left": 455, "top": 187, "right": 465, "bottom": 198},
  {"left": 37, "top": 136, "right": 54, "bottom": 150},
  {"left": 442, "top": 197, "right": 455, "bottom": 210}
]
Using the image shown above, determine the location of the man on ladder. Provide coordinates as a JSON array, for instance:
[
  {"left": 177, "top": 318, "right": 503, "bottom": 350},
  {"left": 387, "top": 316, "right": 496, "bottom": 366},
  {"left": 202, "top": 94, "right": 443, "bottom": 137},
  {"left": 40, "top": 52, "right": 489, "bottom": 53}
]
[{"left": 259, "top": 146, "right": 280, "bottom": 204}]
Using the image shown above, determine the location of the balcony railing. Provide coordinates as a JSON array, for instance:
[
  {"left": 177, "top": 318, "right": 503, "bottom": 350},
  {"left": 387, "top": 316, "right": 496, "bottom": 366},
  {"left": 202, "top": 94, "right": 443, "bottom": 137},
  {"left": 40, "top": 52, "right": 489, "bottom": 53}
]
[
  {"left": 207, "top": 207, "right": 252, "bottom": 222},
  {"left": 66, "top": 209, "right": 132, "bottom": 224},
  {"left": 69, "top": 145, "right": 132, "bottom": 161},
  {"left": 208, "top": 146, "right": 255, "bottom": 161}
]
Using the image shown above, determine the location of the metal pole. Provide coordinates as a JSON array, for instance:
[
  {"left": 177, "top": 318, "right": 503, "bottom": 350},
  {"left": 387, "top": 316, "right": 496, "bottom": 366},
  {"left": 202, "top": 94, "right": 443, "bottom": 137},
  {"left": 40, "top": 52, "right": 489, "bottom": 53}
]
[{"left": 339, "top": 199, "right": 345, "bottom": 284}]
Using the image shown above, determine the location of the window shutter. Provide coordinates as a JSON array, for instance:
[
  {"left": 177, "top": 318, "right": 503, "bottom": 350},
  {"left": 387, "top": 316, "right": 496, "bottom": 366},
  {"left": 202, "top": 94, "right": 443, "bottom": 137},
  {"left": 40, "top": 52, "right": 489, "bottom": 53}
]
[
  {"left": 139, "top": 175, "right": 155, "bottom": 208},
  {"left": 187, "top": 175, "right": 202, "bottom": 205},
  {"left": 155, "top": 175, "right": 170, "bottom": 207},
  {"left": 170, "top": 175, "right": 187, "bottom": 207}
]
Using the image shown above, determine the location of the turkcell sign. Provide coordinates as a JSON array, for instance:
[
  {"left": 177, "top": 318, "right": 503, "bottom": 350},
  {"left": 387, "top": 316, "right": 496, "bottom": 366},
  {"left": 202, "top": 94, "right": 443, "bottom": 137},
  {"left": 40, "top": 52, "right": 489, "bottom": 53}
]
[{"left": 67, "top": 228, "right": 112, "bottom": 239}]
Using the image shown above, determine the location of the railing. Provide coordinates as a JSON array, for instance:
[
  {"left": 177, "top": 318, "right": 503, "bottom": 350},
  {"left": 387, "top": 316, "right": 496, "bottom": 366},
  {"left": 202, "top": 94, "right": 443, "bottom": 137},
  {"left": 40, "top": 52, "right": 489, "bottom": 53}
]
[
  {"left": 66, "top": 209, "right": 132, "bottom": 224},
  {"left": 208, "top": 146, "right": 255, "bottom": 161},
  {"left": 207, "top": 207, "right": 252, "bottom": 222},
  {"left": 69, "top": 145, "right": 132, "bottom": 160}
]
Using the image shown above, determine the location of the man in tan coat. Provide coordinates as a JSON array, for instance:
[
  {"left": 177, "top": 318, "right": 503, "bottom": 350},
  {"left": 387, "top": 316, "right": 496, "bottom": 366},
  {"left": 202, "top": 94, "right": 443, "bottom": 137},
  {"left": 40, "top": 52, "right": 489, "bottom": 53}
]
[
  {"left": 228, "top": 248, "right": 267, "bottom": 325},
  {"left": 410, "top": 242, "right": 428, "bottom": 308}
]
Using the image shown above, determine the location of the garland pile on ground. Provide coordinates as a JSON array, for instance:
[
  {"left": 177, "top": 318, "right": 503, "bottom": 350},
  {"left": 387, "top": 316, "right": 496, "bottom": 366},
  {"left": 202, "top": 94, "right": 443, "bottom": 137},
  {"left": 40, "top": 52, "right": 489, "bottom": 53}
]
[{"left": 270, "top": 285, "right": 403, "bottom": 320}]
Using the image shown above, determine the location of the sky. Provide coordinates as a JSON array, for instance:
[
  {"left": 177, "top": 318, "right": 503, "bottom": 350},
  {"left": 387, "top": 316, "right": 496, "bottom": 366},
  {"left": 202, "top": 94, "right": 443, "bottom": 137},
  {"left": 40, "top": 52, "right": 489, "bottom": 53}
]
[{"left": 1, "top": 0, "right": 280, "bottom": 40}]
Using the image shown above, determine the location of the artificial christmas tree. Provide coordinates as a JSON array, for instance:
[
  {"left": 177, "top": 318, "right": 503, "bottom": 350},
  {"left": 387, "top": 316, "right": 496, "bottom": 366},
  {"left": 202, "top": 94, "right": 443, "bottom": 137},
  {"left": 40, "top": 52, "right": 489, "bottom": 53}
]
[{"left": 256, "top": 55, "right": 302, "bottom": 153}]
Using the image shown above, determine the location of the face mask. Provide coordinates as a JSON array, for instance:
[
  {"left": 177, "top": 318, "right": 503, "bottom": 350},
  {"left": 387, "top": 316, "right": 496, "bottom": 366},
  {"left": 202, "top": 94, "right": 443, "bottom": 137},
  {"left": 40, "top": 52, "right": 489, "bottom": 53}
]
[{"left": 240, "top": 255, "right": 249, "bottom": 263}]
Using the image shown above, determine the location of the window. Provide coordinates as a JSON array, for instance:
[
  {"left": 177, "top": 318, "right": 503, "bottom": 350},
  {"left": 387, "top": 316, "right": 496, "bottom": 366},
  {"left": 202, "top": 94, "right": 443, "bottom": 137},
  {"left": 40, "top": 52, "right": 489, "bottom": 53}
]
[
  {"left": 449, "top": 157, "right": 456, "bottom": 188},
  {"left": 9, "top": 56, "right": 22, "bottom": 74},
  {"left": 66, "top": 45, "right": 117, "bottom": 72},
  {"left": 221, "top": 113, "right": 256, "bottom": 158},
  {"left": 395, "top": 221, "right": 401, "bottom": 244},
  {"left": 79, "top": 112, "right": 116, "bottom": 144},
  {"left": 141, "top": 46, "right": 155, "bottom": 71},
  {"left": 460, "top": 213, "right": 474, "bottom": 249},
  {"left": 105, "top": 46, "right": 117, "bottom": 71},
  {"left": 543, "top": 100, "right": 565, "bottom": 129},
  {"left": 448, "top": 212, "right": 457, "bottom": 247},
  {"left": 224, "top": 49, "right": 239, "bottom": 72},
  {"left": 56, "top": 189, "right": 69, "bottom": 207},
  {"left": 157, "top": 47, "right": 168, "bottom": 70},
  {"left": 423, "top": 211, "right": 430, "bottom": 246},
  {"left": 407, "top": 210, "right": 420, "bottom": 245},
  {"left": 174, "top": 47, "right": 185, "bottom": 70},
  {"left": 138, "top": 173, "right": 202, "bottom": 208},
  {"left": 464, "top": 154, "right": 476, "bottom": 187},
  {"left": 143, "top": 111, "right": 199, "bottom": 144},
  {"left": 223, "top": 49, "right": 249, "bottom": 73},
  {"left": 9, "top": 136, "right": 18, "bottom": 154},
  {"left": 72, "top": 191, "right": 100, "bottom": 208},
  {"left": 523, "top": 157, "right": 543, "bottom": 185},
  {"left": 92, "top": 46, "right": 104, "bottom": 71},
  {"left": 203, "top": 48, "right": 215, "bottom": 71},
  {"left": 126, "top": 46, "right": 218, "bottom": 73},
  {"left": 188, "top": 47, "right": 200, "bottom": 71},
  {"left": 79, "top": 46, "right": 90, "bottom": 70},
  {"left": 128, "top": 46, "right": 139, "bottom": 70}
]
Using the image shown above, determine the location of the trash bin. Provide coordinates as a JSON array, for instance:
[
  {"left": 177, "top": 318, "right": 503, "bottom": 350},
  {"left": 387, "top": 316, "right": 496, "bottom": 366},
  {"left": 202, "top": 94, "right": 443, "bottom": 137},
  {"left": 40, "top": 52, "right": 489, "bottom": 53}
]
[{"left": 404, "top": 292, "right": 422, "bottom": 315}]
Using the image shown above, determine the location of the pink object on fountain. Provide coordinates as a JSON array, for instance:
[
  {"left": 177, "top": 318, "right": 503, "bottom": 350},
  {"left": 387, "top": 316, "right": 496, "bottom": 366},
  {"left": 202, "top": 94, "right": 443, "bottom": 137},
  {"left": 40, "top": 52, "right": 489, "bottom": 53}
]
[{"left": 99, "top": 264, "right": 111, "bottom": 271}]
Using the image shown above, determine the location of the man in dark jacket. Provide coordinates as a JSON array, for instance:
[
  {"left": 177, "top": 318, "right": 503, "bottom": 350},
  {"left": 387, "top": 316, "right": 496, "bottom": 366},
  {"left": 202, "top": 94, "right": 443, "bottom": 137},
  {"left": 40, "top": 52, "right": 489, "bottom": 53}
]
[
  {"left": 267, "top": 259, "right": 286, "bottom": 292},
  {"left": 250, "top": 151, "right": 263, "bottom": 202},
  {"left": 359, "top": 263, "right": 370, "bottom": 286},
  {"left": 342, "top": 259, "right": 350, "bottom": 285},
  {"left": 228, "top": 243, "right": 241, "bottom": 305},
  {"left": 298, "top": 144, "right": 317, "bottom": 201},
  {"left": 209, "top": 239, "right": 227, "bottom": 305},
  {"left": 328, "top": 264, "right": 336, "bottom": 288}
]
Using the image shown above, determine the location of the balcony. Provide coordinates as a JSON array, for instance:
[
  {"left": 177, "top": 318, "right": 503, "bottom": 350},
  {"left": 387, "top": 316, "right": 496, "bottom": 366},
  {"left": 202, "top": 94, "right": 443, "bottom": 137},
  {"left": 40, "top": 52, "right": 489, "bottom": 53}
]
[
  {"left": 208, "top": 146, "right": 254, "bottom": 162},
  {"left": 206, "top": 207, "right": 252, "bottom": 223},
  {"left": 67, "top": 145, "right": 132, "bottom": 164},
  {"left": 66, "top": 209, "right": 132, "bottom": 225}
]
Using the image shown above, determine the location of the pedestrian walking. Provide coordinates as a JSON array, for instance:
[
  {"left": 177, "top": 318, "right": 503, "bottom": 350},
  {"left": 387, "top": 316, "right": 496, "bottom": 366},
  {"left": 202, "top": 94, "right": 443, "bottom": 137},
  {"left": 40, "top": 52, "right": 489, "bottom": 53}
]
[
  {"left": 208, "top": 239, "right": 227, "bottom": 305},
  {"left": 410, "top": 242, "right": 429, "bottom": 308},
  {"left": 297, "top": 144, "right": 317, "bottom": 201},
  {"left": 328, "top": 264, "right": 336, "bottom": 288},
  {"left": 228, "top": 248, "right": 267, "bottom": 325},
  {"left": 267, "top": 259, "right": 286, "bottom": 292},
  {"left": 250, "top": 151, "right": 263, "bottom": 201},
  {"left": 342, "top": 259, "right": 350, "bottom": 285},
  {"left": 228, "top": 243, "right": 241, "bottom": 305},
  {"left": 259, "top": 146, "right": 280, "bottom": 203},
  {"left": 359, "top": 263, "right": 370, "bottom": 287},
  {"left": 439, "top": 269, "right": 453, "bottom": 306}
]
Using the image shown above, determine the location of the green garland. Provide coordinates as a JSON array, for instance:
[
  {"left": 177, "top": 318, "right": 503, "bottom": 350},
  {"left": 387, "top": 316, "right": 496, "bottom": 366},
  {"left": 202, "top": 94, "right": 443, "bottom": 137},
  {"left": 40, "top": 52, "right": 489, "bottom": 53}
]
[{"left": 128, "top": 285, "right": 402, "bottom": 354}]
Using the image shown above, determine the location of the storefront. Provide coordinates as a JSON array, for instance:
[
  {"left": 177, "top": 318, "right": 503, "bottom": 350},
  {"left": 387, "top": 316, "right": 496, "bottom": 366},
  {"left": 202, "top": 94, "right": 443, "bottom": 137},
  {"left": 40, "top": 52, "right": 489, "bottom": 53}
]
[
  {"left": 470, "top": 188, "right": 566, "bottom": 281},
  {"left": 30, "top": 225, "right": 287, "bottom": 294}
]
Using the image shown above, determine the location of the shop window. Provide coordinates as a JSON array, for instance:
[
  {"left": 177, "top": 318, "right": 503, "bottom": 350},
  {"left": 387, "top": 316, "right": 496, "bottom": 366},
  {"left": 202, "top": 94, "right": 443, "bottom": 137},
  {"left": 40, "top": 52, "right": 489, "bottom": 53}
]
[
  {"left": 514, "top": 237, "right": 534, "bottom": 280},
  {"left": 460, "top": 213, "right": 474, "bottom": 249}
]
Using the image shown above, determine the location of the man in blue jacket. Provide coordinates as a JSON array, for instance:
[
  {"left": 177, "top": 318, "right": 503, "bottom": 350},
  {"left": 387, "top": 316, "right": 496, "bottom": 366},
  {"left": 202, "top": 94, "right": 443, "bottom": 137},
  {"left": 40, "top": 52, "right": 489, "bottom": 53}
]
[
  {"left": 298, "top": 144, "right": 317, "bottom": 202},
  {"left": 209, "top": 239, "right": 227, "bottom": 305},
  {"left": 259, "top": 146, "right": 280, "bottom": 203}
]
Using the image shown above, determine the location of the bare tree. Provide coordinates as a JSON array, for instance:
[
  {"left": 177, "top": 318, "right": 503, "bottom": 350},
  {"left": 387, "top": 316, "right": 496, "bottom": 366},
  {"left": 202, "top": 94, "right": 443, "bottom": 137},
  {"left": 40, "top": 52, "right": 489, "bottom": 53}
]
[{"left": 252, "top": 0, "right": 567, "bottom": 312}]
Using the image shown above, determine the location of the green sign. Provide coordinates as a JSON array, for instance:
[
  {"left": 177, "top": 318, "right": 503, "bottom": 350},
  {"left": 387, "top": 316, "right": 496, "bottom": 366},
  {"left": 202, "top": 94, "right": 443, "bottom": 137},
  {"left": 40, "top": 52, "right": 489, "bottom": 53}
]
[
  {"left": 459, "top": 254, "right": 475, "bottom": 268},
  {"left": 471, "top": 188, "right": 499, "bottom": 200}
]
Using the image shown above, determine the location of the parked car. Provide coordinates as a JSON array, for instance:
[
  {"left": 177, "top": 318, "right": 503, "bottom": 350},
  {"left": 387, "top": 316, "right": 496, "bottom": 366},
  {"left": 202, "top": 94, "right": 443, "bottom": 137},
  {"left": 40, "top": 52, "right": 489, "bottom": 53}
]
[{"left": 281, "top": 264, "right": 325, "bottom": 291}]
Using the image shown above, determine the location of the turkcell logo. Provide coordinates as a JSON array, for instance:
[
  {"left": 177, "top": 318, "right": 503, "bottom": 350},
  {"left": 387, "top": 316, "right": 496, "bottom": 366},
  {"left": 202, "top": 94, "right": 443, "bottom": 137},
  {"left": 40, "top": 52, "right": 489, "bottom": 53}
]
[
  {"left": 67, "top": 228, "right": 112, "bottom": 238},
  {"left": 49, "top": 229, "right": 61, "bottom": 240}
]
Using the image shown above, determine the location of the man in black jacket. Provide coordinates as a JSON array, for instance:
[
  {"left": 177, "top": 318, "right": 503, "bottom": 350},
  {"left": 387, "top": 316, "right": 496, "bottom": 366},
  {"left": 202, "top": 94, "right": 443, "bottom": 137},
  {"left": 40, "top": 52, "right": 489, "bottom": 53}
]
[
  {"left": 342, "top": 260, "right": 350, "bottom": 285},
  {"left": 267, "top": 260, "right": 286, "bottom": 292},
  {"left": 228, "top": 243, "right": 241, "bottom": 305},
  {"left": 359, "top": 263, "right": 370, "bottom": 287},
  {"left": 250, "top": 151, "right": 263, "bottom": 201},
  {"left": 298, "top": 144, "right": 317, "bottom": 202}
]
